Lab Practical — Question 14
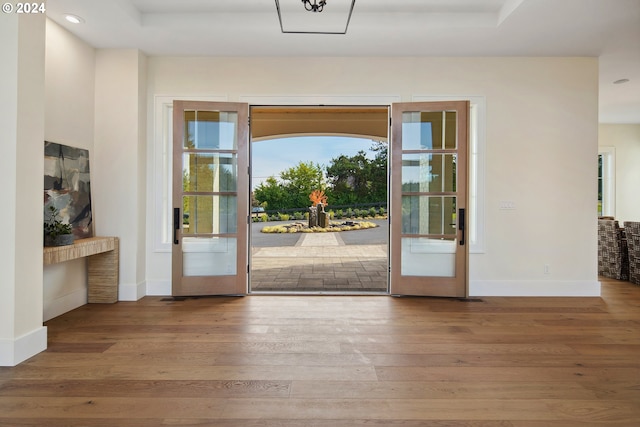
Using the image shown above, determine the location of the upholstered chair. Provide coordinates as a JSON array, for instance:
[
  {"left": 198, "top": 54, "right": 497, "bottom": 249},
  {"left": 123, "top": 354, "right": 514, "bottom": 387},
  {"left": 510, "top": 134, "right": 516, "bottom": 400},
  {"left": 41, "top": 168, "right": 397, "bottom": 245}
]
[
  {"left": 623, "top": 221, "right": 640, "bottom": 285},
  {"left": 598, "top": 220, "right": 629, "bottom": 280}
]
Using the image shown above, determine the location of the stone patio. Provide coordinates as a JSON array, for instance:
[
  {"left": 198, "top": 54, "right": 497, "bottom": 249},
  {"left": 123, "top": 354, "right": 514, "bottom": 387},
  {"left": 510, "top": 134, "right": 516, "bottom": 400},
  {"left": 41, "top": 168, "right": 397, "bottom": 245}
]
[{"left": 250, "top": 231, "right": 388, "bottom": 293}]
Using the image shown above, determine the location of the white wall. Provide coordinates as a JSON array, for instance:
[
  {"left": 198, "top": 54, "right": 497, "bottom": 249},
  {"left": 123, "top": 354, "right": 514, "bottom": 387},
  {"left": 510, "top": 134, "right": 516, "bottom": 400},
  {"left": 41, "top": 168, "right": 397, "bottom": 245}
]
[
  {"left": 94, "top": 49, "right": 147, "bottom": 301},
  {"left": 43, "top": 22, "right": 148, "bottom": 321},
  {"left": 599, "top": 124, "right": 640, "bottom": 223},
  {"left": 145, "top": 56, "right": 600, "bottom": 296},
  {"left": 43, "top": 19, "right": 96, "bottom": 321},
  {"left": 0, "top": 13, "right": 47, "bottom": 366}
]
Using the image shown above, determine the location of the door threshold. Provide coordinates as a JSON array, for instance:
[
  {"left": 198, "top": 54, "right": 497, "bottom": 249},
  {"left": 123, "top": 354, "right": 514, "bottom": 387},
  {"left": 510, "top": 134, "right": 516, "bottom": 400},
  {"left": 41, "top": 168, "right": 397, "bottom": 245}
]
[{"left": 249, "top": 290, "right": 389, "bottom": 296}]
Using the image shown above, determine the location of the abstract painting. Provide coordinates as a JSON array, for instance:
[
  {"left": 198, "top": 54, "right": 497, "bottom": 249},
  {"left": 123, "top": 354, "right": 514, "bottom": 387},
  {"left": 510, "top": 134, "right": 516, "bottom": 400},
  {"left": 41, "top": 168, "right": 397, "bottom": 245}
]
[{"left": 44, "top": 141, "right": 93, "bottom": 239}]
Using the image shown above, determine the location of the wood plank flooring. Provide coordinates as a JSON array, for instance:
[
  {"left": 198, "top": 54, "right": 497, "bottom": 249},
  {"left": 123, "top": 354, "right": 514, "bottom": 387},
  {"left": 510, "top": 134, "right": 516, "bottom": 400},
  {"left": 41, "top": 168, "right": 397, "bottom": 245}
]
[{"left": 1, "top": 278, "right": 639, "bottom": 426}]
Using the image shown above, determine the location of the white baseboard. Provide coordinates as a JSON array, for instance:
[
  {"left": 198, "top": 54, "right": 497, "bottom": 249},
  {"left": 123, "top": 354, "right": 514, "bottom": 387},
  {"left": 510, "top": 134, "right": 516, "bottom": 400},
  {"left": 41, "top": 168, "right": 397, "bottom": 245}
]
[
  {"left": 146, "top": 279, "right": 171, "bottom": 296},
  {"left": 469, "top": 280, "right": 601, "bottom": 297},
  {"left": 42, "top": 281, "right": 148, "bottom": 317},
  {"left": 43, "top": 288, "right": 87, "bottom": 322},
  {"left": 143, "top": 279, "right": 601, "bottom": 297},
  {"left": 0, "top": 326, "right": 47, "bottom": 366},
  {"left": 119, "top": 281, "right": 147, "bottom": 301}
]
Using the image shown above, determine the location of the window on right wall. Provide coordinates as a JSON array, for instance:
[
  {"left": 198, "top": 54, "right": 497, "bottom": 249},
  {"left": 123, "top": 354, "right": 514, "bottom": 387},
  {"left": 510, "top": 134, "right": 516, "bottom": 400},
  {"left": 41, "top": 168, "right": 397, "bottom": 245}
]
[{"left": 598, "top": 147, "right": 616, "bottom": 217}]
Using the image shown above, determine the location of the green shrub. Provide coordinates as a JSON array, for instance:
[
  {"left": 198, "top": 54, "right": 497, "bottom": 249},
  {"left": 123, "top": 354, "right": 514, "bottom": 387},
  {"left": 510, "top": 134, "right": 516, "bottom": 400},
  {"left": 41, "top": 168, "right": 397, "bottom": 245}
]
[
  {"left": 293, "top": 211, "right": 304, "bottom": 220},
  {"left": 278, "top": 213, "right": 290, "bottom": 221}
]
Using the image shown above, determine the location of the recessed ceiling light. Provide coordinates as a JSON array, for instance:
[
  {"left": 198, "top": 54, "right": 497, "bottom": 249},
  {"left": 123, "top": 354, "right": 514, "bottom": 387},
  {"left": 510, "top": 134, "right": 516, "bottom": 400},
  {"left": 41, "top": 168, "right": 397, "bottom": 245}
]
[
  {"left": 613, "top": 78, "right": 630, "bottom": 84},
  {"left": 65, "top": 14, "right": 84, "bottom": 24}
]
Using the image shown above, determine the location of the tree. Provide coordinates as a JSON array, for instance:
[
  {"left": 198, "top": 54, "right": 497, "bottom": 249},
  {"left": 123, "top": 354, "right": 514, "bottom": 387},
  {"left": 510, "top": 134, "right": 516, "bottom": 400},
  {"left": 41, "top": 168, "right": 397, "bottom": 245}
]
[
  {"left": 254, "top": 161, "right": 325, "bottom": 210},
  {"left": 254, "top": 176, "right": 291, "bottom": 210},
  {"left": 325, "top": 142, "right": 387, "bottom": 205},
  {"left": 309, "top": 189, "right": 328, "bottom": 206},
  {"left": 279, "top": 161, "right": 325, "bottom": 208},
  {"left": 367, "top": 141, "right": 388, "bottom": 203},
  {"left": 253, "top": 143, "right": 389, "bottom": 211}
]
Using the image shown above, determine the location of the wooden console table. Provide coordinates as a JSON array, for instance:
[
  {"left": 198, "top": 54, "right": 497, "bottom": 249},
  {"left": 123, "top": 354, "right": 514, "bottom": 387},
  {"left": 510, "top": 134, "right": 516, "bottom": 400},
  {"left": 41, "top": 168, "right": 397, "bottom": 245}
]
[{"left": 43, "top": 236, "right": 119, "bottom": 303}]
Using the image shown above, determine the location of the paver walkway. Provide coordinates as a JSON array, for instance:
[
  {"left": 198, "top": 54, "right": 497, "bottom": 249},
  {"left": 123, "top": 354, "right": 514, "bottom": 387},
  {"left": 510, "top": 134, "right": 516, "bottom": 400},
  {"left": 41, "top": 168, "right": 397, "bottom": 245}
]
[{"left": 251, "top": 232, "right": 388, "bottom": 293}]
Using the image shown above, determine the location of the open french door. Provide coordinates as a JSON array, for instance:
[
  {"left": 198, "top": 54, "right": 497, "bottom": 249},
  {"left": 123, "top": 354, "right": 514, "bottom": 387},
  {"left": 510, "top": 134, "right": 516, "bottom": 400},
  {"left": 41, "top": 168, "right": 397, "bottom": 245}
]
[
  {"left": 172, "top": 101, "right": 249, "bottom": 296},
  {"left": 390, "top": 101, "right": 469, "bottom": 297},
  {"left": 170, "top": 100, "right": 467, "bottom": 297}
]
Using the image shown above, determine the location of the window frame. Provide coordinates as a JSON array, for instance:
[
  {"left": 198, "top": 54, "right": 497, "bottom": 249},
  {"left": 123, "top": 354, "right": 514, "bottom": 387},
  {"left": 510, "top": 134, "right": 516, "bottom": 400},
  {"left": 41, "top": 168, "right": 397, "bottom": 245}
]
[{"left": 598, "top": 146, "right": 616, "bottom": 218}]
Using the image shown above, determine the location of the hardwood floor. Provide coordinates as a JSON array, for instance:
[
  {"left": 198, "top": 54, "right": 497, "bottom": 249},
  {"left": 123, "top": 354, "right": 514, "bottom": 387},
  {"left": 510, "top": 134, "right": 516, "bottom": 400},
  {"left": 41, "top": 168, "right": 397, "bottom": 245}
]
[{"left": 1, "top": 278, "right": 639, "bottom": 426}]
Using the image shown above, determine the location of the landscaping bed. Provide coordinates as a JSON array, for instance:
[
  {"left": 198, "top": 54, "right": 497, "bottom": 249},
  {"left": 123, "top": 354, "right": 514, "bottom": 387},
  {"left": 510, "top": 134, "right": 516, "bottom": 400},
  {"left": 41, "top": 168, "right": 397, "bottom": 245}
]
[{"left": 261, "top": 220, "right": 379, "bottom": 234}]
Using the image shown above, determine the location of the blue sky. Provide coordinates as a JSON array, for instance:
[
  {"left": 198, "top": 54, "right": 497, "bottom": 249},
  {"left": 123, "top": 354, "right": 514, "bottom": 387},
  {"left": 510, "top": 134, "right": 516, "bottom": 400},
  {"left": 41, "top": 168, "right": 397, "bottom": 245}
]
[{"left": 251, "top": 136, "right": 377, "bottom": 189}]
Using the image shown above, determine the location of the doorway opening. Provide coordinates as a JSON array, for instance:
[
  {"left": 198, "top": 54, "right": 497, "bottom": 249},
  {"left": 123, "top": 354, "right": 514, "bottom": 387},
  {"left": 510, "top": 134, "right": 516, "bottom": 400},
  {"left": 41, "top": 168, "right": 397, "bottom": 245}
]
[
  {"left": 249, "top": 106, "right": 390, "bottom": 294},
  {"left": 171, "top": 101, "right": 469, "bottom": 297}
]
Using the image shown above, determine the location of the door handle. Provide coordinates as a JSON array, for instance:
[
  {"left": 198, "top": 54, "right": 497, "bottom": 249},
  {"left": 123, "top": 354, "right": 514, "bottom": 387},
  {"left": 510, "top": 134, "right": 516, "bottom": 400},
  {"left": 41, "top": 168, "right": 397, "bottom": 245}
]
[
  {"left": 173, "top": 208, "right": 180, "bottom": 244},
  {"left": 458, "top": 208, "right": 465, "bottom": 246}
]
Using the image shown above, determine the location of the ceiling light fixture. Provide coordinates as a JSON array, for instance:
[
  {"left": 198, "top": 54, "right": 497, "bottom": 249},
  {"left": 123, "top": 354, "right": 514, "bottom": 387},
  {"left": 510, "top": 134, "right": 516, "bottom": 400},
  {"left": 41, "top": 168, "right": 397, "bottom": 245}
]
[
  {"left": 64, "top": 14, "right": 84, "bottom": 24},
  {"left": 302, "top": 0, "right": 326, "bottom": 12},
  {"left": 275, "top": 0, "right": 355, "bottom": 35},
  {"left": 613, "top": 78, "right": 630, "bottom": 85}
]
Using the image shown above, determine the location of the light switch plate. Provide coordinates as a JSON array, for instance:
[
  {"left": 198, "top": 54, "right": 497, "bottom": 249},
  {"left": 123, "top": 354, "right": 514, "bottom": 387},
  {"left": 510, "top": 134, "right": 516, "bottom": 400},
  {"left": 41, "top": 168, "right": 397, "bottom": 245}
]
[{"left": 499, "top": 201, "right": 516, "bottom": 210}]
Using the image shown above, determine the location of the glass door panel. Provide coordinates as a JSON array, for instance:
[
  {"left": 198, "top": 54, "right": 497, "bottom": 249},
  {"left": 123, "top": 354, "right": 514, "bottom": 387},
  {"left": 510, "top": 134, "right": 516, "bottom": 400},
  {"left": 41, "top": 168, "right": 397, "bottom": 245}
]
[
  {"left": 401, "top": 237, "right": 456, "bottom": 277},
  {"left": 402, "top": 153, "right": 457, "bottom": 192},
  {"left": 391, "top": 101, "right": 469, "bottom": 297},
  {"left": 401, "top": 195, "right": 457, "bottom": 235},
  {"left": 183, "top": 153, "right": 238, "bottom": 192},
  {"left": 173, "top": 101, "right": 248, "bottom": 296},
  {"left": 183, "top": 238, "right": 237, "bottom": 277},
  {"left": 184, "top": 111, "right": 238, "bottom": 150},
  {"left": 183, "top": 195, "right": 237, "bottom": 234}
]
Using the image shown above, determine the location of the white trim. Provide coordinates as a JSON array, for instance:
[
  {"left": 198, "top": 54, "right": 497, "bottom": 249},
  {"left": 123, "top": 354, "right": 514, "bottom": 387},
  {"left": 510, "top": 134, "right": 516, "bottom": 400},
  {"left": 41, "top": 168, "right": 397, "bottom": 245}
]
[
  {"left": 151, "top": 95, "right": 228, "bottom": 253},
  {"left": 147, "top": 279, "right": 171, "bottom": 296},
  {"left": 119, "top": 281, "right": 147, "bottom": 301},
  {"left": 412, "top": 95, "right": 487, "bottom": 254},
  {"left": 43, "top": 287, "right": 87, "bottom": 322},
  {"left": 239, "top": 94, "right": 402, "bottom": 105},
  {"left": 598, "top": 146, "right": 616, "bottom": 217},
  {"left": 470, "top": 280, "right": 601, "bottom": 297},
  {"left": 0, "top": 326, "right": 48, "bottom": 367}
]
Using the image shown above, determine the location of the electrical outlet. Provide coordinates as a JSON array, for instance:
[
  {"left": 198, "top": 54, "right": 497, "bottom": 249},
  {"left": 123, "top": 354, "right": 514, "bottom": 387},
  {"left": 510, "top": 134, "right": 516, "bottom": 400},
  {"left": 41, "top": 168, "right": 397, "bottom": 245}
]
[
  {"left": 544, "top": 264, "right": 550, "bottom": 275},
  {"left": 499, "top": 201, "right": 516, "bottom": 210}
]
